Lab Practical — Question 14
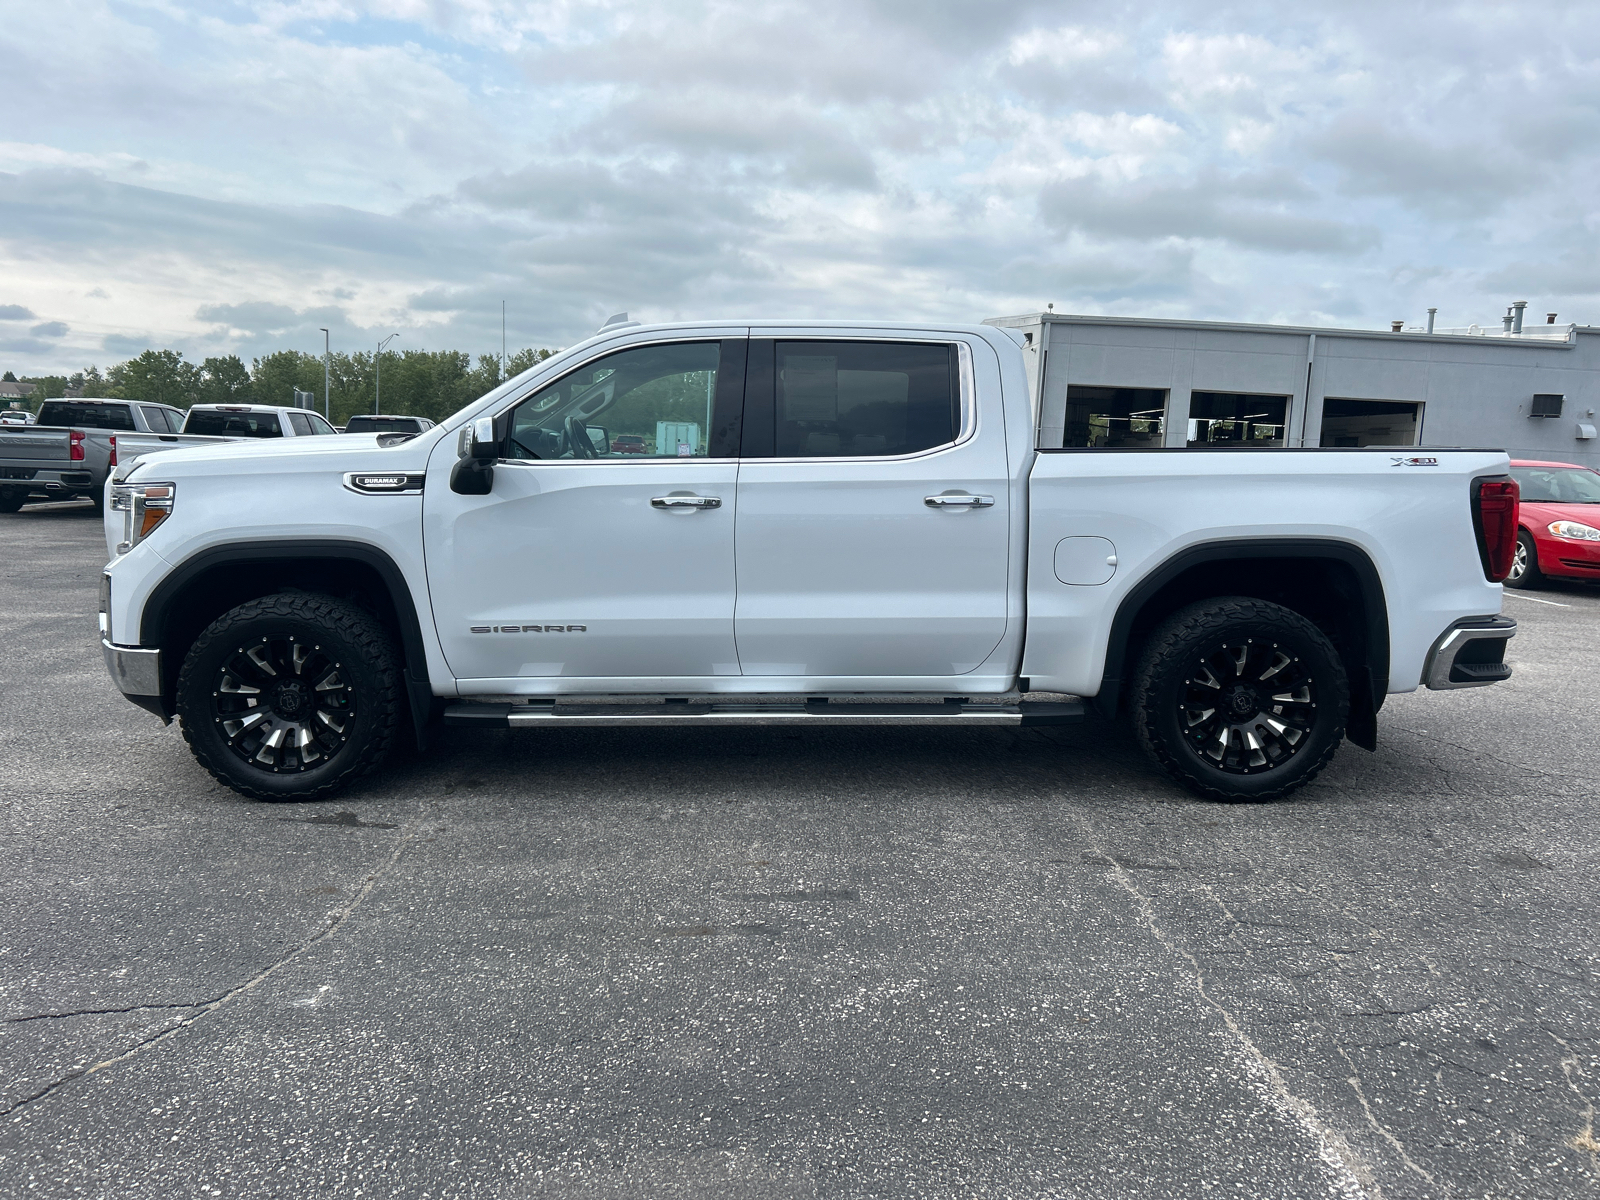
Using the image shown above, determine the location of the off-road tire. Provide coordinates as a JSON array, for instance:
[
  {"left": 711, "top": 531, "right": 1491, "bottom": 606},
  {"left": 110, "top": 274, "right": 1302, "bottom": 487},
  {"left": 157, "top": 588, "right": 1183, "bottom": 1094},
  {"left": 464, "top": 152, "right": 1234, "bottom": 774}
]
[
  {"left": 1504, "top": 530, "right": 1543, "bottom": 589},
  {"left": 1131, "top": 596, "right": 1348, "bottom": 803},
  {"left": 0, "top": 488, "right": 27, "bottom": 513},
  {"left": 176, "top": 592, "right": 403, "bottom": 801}
]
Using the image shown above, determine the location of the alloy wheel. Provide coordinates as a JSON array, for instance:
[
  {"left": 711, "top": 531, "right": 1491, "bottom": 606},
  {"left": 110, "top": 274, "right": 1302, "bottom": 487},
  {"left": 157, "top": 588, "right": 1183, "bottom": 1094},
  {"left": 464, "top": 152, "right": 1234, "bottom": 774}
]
[
  {"left": 1179, "top": 638, "right": 1317, "bottom": 774},
  {"left": 211, "top": 635, "right": 355, "bottom": 773}
]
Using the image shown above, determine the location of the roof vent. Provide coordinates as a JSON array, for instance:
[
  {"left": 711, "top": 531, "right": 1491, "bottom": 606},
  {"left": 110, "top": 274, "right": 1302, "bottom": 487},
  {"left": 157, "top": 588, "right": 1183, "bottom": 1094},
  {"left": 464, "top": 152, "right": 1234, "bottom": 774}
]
[
  {"left": 1548, "top": 313, "right": 1559, "bottom": 324},
  {"left": 1530, "top": 394, "right": 1564, "bottom": 418},
  {"left": 1390, "top": 320, "right": 1404, "bottom": 333}
]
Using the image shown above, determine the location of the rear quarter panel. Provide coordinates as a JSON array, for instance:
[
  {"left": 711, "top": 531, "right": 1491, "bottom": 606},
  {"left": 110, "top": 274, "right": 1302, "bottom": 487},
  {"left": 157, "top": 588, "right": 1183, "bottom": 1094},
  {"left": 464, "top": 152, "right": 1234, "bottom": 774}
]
[{"left": 1022, "top": 449, "right": 1510, "bottom": 696}]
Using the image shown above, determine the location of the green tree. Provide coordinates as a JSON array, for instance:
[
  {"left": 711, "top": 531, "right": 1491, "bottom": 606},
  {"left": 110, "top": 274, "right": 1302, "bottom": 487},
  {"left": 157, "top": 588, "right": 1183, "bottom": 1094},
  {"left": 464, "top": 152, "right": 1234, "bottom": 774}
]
[
  {"left": 250, "top": 350, "right": 323, "bottom": 410},
  {"left": 79, "top": 365, "right": 109, "bottom": 397},
  {"left": 1, "top": 371, "right": 15, "bottom": 382},
  {"left": 109, "top": 350, "right": 200, "bottom": 405},
  {"left": 20, "top": 375, "right": 67, "bottom": 399},
  {"left": 198, "top": 355, "right": 253, "bottom": 405}
]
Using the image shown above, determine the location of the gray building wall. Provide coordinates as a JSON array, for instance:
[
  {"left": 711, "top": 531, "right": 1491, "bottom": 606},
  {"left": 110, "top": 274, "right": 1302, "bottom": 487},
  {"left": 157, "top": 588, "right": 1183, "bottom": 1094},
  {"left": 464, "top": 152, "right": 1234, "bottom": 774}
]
[{"left": 985, "top": 312, "right": 1600, "bottom": 470}]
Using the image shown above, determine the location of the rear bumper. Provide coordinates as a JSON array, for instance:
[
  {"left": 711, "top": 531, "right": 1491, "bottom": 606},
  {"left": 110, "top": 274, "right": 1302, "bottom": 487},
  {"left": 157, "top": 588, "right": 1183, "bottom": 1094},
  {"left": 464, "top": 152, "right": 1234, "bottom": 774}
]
[
  {"left": 1422, "top": 616, "right": 1516, "bottom": 690},
  {"left": 0, "top": 468, "right": 96, "bottom": 494}
]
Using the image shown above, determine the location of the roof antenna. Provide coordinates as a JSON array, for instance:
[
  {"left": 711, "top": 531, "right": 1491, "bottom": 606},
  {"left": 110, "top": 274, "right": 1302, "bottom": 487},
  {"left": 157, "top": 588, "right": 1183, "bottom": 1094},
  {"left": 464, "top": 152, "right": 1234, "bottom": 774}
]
[{"left": 598, "top": 311, "right": 639, "bottom": 333}]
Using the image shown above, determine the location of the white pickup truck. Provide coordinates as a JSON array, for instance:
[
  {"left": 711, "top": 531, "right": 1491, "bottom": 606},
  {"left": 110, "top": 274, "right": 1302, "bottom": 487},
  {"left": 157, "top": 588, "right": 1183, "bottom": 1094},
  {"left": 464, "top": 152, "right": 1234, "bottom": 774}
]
[{"left": 98, "top": 320, "right": 1520, "bottom": 804}]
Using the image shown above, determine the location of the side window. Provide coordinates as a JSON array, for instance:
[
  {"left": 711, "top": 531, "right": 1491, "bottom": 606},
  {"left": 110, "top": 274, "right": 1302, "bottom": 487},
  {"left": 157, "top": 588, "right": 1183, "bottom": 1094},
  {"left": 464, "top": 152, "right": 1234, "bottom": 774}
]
[
  {"left": 161, "top": 408, "right": 185, "bottom": 432},
  {"left": 773, "top": 341, "right": 956, "bottom": 458},
  {"left": 308, "top": 413, "right": 337, "bottom": 435},
  {"left": 287, "top": 412, "right": 314, "bottom": 436},
  {"left": 139, "top": 406, "right": 169, "bottom": 432},
  {"left": 504, "top": 340, "right": 741, "bottom": 461}
]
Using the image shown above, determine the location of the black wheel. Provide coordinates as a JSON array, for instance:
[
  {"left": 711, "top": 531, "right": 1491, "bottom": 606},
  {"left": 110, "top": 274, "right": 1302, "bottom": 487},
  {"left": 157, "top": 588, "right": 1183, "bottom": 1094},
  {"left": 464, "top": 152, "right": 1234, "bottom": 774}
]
[
  {"left": 0, "top": 489, "right": 26, "bottom": 514},
  {"left": 1131, "top": 597, "right": 1348, "bottom": 803},
  {"left": 1504, "top": 530, "right": 1542, "bottom": 589},
  {"left": 176, "top": 593, "right": 404, "bottom": 801}
]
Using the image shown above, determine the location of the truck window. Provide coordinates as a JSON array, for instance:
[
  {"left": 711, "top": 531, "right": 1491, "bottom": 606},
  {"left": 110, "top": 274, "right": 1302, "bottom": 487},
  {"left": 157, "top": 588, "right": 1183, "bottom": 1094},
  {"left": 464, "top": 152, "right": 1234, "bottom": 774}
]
[
  {"left": 504, "top": 341, "right": 732, "bottom": 460},
  {"left": 140, "top": 406, "right": 176, "bottom": 433},
  {"left": 37, "top": 401, "right": 136, "bottom": 431},
  {"left": 308, "top": 412, "right": 337, "bottom": 435},
  {"left": 773, "top": 341, "right": 955, "bottom": 458},
  {"left": 185, "top": 410, "right": 283, "bottom": 438},
  {"left": 287, "top": 412, "right": 313, "bottom": 436}
]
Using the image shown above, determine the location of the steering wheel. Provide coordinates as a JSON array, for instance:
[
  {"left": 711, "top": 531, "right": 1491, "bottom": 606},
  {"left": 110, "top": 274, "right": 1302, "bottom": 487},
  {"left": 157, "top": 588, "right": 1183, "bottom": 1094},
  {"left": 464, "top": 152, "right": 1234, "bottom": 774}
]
[{"left": 565, "top": 414, "right": 598, "bottom": 459}]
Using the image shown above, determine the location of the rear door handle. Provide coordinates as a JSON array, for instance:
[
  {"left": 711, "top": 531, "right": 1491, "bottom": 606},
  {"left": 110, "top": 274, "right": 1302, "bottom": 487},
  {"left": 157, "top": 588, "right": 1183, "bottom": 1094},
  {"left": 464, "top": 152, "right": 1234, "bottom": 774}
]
[
  {"left": 651, "top": 495, "right": 721, "bottom": 509},
  {"left": 924, "top": 494, "right": 994, "bottom": 508}
]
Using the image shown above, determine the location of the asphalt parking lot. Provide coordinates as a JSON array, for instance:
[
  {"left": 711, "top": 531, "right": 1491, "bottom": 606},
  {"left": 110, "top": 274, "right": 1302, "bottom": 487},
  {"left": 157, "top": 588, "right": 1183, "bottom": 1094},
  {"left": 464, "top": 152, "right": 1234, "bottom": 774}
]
[{"left": 2, "top": 500, "right": 1598, "bottom": 1200}]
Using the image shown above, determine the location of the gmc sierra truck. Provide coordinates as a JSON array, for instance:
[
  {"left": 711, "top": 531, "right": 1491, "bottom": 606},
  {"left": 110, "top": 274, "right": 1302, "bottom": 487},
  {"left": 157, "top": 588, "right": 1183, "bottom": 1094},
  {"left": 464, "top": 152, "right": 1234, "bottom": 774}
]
[{"left": 98, "top": 320, "right": 1520, "bottom": 804}]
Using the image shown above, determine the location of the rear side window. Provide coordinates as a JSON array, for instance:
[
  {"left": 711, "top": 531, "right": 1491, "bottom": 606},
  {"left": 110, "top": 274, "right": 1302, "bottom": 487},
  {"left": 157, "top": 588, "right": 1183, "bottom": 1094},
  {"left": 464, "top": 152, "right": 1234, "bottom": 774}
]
[
  {"left": 184, "top": 410, "right": 283, "bottom": 438},
  {"left": 286, "top": 412, "right": 313, "bottom": 436},
  {"left": 308, "top": 413, "right": 337, "bottom": 435},
  {"left": 38, "top": 401, "right": 136, "bottom": 431},
  {"left": 140, "top": 406, "right": 177, "bottom": 433},
  {"left": 773, "top": 341, "right": 956, "bottom": 458}
]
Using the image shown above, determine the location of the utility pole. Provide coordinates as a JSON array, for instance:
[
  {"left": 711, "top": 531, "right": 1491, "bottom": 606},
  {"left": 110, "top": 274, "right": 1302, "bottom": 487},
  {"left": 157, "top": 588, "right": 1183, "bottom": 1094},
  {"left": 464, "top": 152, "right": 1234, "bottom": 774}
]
[
  {"left": 376, "top": 333, "right": 398, "bottom": 413},
  {"left": 502, "top": 300, "right": 507, "bottom": 382},
  {"left": 319, "top": 327, "right": 331, "bottom": 420}
]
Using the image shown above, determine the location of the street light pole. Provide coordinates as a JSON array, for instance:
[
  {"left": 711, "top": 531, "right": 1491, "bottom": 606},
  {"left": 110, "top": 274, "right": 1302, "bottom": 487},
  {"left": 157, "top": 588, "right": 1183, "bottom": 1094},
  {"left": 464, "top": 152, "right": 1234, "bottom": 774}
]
[
  {"left": 376, "top": 333, "right": 398, "bottom": 414},
  {"left": 502, "top": 300, "right": 507, "bottom": 382},
  {"left": 319, "top": 328, "right": 330, "bottom": 421}
]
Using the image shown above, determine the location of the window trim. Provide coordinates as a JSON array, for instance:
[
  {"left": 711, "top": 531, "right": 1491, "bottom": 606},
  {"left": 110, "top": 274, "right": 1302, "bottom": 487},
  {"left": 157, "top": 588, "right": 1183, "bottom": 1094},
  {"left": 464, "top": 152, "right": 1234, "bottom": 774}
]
[
  {"left": 493, "top": 336, "right": 746, "bottom": 465},
  {"left": 743, "top": 336, "right": 975, "bottom": 464}
]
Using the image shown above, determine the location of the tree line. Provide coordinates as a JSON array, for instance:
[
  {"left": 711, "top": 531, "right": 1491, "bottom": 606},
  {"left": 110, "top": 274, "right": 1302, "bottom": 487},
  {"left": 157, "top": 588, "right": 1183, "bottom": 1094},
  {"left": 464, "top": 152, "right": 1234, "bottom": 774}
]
[{"left": 5, "top": 346, "right": 559, "bottom": 426}]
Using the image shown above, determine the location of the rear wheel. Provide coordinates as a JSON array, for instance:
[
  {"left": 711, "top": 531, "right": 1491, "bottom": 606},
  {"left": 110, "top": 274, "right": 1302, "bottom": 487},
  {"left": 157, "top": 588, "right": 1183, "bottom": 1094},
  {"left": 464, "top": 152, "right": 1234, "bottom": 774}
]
[
  {"left": 1131, "top": 597, "right": 1348, "bottom": 803},
  {"left": 1504, "top": 530, "right": 1543, "bottom": 589},
  {"left": 0, "top": 487, "right": 28, "bottom": 513},
  {"left": 176, "top": 592, "right": 403, "bottom": 801}
]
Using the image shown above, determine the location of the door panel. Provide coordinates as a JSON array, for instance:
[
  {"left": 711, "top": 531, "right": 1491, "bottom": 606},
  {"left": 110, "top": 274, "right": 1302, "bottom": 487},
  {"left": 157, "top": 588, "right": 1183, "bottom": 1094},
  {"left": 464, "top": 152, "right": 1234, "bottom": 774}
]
[
  {"left": 733, "top": 338, "right": 1010, "bottom": 677},
  {"left": 425, "top": 461, "right": 740, "bottom": 681}
]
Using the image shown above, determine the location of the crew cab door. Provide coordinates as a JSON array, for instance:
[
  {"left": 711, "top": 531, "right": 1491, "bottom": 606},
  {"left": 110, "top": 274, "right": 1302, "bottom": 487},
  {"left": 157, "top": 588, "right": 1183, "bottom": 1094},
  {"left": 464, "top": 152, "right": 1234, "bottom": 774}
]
[
  {"left": 423, "top": 337, "right": 748, "bottom": 687},
  {"left": 733, "top": 336, "right": 1011, "bottom": 678}
]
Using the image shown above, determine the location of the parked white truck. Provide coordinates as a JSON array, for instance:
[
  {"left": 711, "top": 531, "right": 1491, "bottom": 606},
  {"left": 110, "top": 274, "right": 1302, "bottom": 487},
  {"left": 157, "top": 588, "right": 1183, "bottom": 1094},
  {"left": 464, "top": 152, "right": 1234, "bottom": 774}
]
[{"left": 98, "top": 321, "right": 1521, "bottom": 803}]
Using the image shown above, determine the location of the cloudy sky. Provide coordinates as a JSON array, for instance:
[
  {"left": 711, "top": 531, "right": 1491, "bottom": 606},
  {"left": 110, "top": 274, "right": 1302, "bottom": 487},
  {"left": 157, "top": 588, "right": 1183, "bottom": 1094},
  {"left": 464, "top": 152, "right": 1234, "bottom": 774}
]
[{"left": 1, "top": 1, "right": 1597, "bottom": 375}]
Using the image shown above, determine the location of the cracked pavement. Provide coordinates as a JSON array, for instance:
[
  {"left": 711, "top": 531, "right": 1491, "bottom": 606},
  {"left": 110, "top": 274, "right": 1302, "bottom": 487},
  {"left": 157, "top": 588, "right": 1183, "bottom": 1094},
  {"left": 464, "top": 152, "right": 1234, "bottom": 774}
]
[{"left": 2, "top": 501, "right": 1598, "bottom": 1199}]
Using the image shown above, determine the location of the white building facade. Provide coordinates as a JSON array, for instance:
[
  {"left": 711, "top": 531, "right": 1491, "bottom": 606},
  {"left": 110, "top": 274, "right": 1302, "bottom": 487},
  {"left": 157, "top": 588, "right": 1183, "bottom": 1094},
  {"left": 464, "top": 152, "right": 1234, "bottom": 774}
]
[{"left": 985, "top": 312, "right": 1600, "bottom": 470}]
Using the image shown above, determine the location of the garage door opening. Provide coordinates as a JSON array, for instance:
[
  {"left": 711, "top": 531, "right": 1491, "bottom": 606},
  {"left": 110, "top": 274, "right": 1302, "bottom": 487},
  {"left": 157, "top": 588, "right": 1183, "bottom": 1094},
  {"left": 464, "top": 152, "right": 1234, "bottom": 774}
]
[
  {"left": 1064, "top": 386, "right": 1166, "bottom": 448},
  {"left": 1320, "top": 399, "right": 1422, "bottom": 447},
  {"left": 1187, "top": 391, "right": 1289, "bottom": 447}
]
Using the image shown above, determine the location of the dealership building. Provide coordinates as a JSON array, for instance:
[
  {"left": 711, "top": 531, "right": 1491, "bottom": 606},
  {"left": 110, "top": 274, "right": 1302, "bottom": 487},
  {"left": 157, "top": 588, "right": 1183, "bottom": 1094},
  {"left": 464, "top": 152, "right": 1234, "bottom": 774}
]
[{"left": 986, "top": 306, "right": 1600, "bottom": 470}]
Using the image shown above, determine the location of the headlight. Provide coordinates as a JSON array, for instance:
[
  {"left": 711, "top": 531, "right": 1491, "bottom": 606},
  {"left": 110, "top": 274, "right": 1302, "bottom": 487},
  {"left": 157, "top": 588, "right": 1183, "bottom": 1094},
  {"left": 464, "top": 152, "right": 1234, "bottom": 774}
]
[
  {"left": 110, "top": 482, "right": 175, "bottom": 554},
  {"left": 1548, "top": 520, "right": 1600, "bottom": 542}
]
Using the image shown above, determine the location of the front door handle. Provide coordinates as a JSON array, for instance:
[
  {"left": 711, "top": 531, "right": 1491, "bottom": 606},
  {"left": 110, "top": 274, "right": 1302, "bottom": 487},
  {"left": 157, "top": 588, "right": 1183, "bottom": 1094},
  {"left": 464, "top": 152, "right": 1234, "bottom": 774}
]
[
  {"left": 651, "top": 495, "right": 722, "bottom": 509},
  {"left": 924, "top": 494, "right": 994, "bottom": 508}
]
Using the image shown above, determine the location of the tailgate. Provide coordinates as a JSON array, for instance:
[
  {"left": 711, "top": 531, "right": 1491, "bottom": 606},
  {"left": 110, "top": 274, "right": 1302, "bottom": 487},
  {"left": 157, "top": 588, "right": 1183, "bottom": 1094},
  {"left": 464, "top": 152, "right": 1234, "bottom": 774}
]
[{"left": 0, "top": 428, "right": 70, "bottom": 464}]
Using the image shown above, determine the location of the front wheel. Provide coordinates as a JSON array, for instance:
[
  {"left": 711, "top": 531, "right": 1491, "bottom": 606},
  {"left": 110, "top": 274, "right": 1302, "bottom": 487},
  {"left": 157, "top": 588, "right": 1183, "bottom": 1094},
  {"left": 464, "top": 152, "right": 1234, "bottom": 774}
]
[
  {"left": 1504, "top": 530, "right": 1543, "bottom": 589},
  {"left": 1131, "top": 597, "right": 1348, "bottom": 803},
  {"left": 176, "top": 592, "right": 404, "bottom": 801}
]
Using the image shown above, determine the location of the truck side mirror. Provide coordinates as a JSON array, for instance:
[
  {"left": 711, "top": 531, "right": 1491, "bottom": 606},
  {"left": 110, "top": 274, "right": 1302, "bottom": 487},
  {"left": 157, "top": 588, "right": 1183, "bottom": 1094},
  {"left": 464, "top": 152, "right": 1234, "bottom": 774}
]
[{"left": 450, "top": 416, "right": 496, "bottom": 495}]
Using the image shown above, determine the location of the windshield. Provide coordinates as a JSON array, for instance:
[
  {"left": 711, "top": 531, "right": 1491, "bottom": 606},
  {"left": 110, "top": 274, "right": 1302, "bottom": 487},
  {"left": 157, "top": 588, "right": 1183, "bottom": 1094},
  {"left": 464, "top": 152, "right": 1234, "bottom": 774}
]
[
  {"left": 184, "top": 410, "right": 283, "bottom": 438},
  {"left": 1510, "top": 465, "right": 1600, "bottom": 503}
]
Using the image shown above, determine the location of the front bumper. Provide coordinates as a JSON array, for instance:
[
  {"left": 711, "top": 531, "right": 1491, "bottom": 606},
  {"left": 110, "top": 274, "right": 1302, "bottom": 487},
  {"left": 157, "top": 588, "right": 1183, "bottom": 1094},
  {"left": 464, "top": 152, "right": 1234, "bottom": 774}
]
[
  {"left": 100, "top": 611, "right": 163, "bottom": 701},
  {"left": 1422, "top": 616, "right": 1517, "bottom": 690}
]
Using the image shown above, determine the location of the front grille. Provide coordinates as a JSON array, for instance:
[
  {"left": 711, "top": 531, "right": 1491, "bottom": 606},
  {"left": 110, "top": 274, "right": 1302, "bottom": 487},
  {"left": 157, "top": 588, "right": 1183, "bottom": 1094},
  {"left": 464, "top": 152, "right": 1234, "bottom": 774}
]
[{"left": 1558, "top": 558, "right": 1600, "bottom": 571}]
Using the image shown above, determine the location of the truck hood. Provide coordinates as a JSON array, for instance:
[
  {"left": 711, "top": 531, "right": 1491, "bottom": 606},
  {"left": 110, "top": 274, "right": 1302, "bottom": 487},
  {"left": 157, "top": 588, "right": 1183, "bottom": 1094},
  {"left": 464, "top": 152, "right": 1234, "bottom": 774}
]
[{"left": 127, "top": 430, "right": 442, "bottom": 475}]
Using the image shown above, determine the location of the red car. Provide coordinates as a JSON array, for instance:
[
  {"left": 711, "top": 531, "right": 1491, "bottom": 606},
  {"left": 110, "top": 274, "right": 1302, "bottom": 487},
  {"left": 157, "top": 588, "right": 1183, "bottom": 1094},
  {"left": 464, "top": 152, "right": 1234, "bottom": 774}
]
[
  {"left": 611, "top": 434, "right": 646, "bottom": 454},
  {"left": 1506, "top": 458, "right": 1600, "bottom": 588}
]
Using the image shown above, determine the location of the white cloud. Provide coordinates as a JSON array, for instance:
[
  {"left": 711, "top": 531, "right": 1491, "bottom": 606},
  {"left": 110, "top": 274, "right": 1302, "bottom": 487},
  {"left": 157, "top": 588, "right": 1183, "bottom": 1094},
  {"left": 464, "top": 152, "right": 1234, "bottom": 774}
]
[{"left": 0, "top": 0, "right": 1597, "bottom": 378}]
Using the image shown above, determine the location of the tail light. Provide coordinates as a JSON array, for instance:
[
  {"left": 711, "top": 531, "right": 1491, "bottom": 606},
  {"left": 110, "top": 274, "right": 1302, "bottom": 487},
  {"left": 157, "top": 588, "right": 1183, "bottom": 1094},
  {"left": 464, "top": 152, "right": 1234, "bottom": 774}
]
[
  {"left": 1472, "top": 475, "right": 1520, "bottom": 582},
  {"left": 69, "top": 429, "right": 85, "bottom": 462},
  {"left": 108, "top": 435, "right": 118, "bottom": 468}
]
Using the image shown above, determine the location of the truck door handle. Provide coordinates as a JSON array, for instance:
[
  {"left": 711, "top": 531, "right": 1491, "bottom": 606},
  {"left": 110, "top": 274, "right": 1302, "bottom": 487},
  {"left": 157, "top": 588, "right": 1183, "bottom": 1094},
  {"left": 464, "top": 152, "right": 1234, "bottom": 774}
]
[
  {"left": 651, "top": 495, "right": 721, "bottom": 509},
  {"left": 924, "top": 494, "right": 994, "bottom": 508}
]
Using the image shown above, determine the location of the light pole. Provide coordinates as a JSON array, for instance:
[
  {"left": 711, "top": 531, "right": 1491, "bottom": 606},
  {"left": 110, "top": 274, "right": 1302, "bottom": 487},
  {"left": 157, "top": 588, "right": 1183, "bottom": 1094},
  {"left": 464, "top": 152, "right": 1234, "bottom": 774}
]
[
  {"left": 319, "top": 327, "right": 330, "bottom": 421},
  {"left": 375, "top": 333, "right": 398, "bottom": 414},
  {"left": 502, "top": 299, "right": 507, "bottom": 382}
]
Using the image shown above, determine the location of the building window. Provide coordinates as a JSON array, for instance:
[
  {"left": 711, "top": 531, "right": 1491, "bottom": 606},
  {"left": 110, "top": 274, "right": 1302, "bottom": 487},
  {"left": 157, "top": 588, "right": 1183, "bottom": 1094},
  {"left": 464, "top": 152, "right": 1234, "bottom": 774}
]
[
  {"left": 1064, "top": 386, "right": 1166, "bottom": 448},
  {"left": 1187, "top": 392, "right": 1289, "bottom": 447},
  {"left": 1319, "top": 399, "right": 1421, "bottom": 447}
]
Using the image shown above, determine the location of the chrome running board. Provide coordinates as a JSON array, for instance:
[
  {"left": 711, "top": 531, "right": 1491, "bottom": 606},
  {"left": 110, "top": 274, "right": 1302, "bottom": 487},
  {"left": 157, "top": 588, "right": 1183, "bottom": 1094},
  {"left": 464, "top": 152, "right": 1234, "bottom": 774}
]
[{"left": 444, "top": 698, "right": 1085, "bottom": 729}]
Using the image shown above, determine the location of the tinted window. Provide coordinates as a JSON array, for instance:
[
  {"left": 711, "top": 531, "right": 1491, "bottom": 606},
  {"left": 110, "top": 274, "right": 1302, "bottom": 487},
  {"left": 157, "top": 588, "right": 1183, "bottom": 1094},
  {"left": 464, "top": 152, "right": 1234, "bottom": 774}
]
[
  {"left": 774, "top": 342, "right": 955, "bottom": 458},
  {"left": 287, "top": 412, "right": 313, "bottom": 436},
  {"left": 344, "top": 416, "right": 421, "bottom": 434},
  {"left": 308, "top": 413, "right": 337, "bottom": 435},
  {"left": 506, "top": 341, "right": 729, "bottom": 460},
  {"left": 184, "top": 410, "right": 283, "bottom": 438},
  {"left": 1511, "top": 466, "right": 1600, "bottom": 503},
  {"left": 37, "top": 402, "right": 136, "bottom": 431}
]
